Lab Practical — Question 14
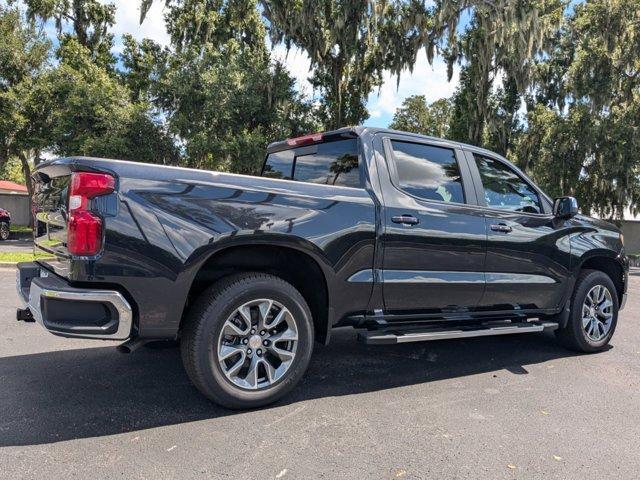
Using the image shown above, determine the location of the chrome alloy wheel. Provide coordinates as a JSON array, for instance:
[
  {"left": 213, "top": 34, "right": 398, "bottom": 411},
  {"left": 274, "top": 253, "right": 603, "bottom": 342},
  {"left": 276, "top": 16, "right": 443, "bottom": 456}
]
[
  {"left": 582, "top": 284, "right": 614, "bottom": 342},
  {"left": 216, "top": 299, "right": 298, "bottom": 390}
]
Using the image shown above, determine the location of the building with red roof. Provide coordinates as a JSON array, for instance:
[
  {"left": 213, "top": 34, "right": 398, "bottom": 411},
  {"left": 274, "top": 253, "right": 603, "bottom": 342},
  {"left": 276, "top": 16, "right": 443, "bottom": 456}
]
[{"left": 0, "top": 180, "right": 28, "bottom": 195}]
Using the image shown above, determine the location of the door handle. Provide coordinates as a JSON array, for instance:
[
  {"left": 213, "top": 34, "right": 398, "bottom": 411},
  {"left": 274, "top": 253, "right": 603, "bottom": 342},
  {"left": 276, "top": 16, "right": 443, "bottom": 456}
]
[
  {"left": 490, "top": 224, "right": 512, "bottom": 233},
  {"left": 392, "top": 214, "right": 419, "bottom": 226}
]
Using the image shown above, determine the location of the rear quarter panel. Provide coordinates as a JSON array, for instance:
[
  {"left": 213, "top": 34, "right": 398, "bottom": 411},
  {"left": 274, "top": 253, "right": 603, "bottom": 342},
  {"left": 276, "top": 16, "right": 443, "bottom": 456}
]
[{"left": 88, "top": 169, "right": 377, "bottom": 337}]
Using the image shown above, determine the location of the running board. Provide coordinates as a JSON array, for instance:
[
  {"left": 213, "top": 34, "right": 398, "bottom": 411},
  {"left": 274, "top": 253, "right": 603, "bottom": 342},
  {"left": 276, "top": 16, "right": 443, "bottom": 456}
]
[{"left": 358, "top": 321, "right": 559, "bottom": 345}]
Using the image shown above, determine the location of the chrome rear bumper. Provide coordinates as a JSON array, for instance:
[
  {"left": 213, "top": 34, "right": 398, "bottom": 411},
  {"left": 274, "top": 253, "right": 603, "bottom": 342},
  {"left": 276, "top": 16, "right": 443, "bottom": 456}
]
[{"left": 16, "top": 262, "right": 133, "bottom": 340}]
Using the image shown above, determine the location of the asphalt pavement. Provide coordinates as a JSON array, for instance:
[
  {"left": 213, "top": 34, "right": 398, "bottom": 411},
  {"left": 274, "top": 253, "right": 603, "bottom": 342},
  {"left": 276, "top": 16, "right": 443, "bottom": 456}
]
[
  {"left": 0, "top": 238, "right": 32, "bottom": 253},
  {"left": 1, "top": 267, "right": 639, "bottom": 479}
]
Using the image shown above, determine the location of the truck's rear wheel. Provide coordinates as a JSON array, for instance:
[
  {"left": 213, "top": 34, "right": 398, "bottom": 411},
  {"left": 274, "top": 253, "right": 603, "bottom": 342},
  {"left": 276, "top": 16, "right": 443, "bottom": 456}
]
[
  {"left": 555, "top": 269, "right": 618, "bottom": 353},
  {"left": 181, "top": 273, "right": 314, "bottom": 409}
]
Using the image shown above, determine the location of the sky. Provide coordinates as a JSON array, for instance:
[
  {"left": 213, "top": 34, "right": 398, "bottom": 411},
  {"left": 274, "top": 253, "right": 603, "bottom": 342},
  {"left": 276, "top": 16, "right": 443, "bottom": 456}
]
[{"left": 107, "top": 0, "right": 460, "bottom": 128}]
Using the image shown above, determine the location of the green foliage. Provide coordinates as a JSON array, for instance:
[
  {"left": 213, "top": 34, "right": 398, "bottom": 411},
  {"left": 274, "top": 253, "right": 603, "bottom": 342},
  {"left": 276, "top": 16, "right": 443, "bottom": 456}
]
[
  {"left": 155, "top": 41, "right": 319, "bottom": 173},
  {"left": 22, "top": 0, "right": 117, "bottom": 66},
  {"left": 143, "top": 0, "right": 320, "bottom": 173},
  {"left": 389, "top": 95, "right": 452, "bottom": 138},
  {"left": 0, "top": 6, "right": 50, "bottom": 89},
  {"left": 120, "top": 34, "right": 167, "bottom": 102},
  {"left": 262, "top": 0, "right": 437, "bottom": 129},
  {"left": 0, "top": 4, "right": 50, "bottom": 187},
  {"left": 1, "top": 1, "right": 318, "bottom": 178},
  {"left": 516, "top": 0, "right": 640, "bottom": 218},
  {"left": 401, "top": 0, "right": 640, "bottom": 219},
  {"left": 164, "top": 0, "right": 266, "bottom": 51},
  {"left": 444, "top": 0, "right": 564, "bottom": 150},
  {"left": 28, "top": 38, "right": 178, "bottom": 163},
  {"left": 0, "top": 156, "right": 27, "bottom": 184},
  {"left": 2, "top": 0, "right": 640, "bottom": 219}
]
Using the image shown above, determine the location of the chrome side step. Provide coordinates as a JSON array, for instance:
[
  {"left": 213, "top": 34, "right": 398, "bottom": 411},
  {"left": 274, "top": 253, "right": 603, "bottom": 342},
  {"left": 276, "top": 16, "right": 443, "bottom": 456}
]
[{"left": 358, "top": 321, "right": 559, "bottom": 345}]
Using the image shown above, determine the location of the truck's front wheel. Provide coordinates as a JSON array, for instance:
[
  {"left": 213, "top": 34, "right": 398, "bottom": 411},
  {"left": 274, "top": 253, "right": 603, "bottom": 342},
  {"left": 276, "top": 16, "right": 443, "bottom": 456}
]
[
  {"left": 555, "top": 269, "right": 619, "bottom": 353},
  {"left": 181, "top": 273, "right": 314, "bottom": 409}
]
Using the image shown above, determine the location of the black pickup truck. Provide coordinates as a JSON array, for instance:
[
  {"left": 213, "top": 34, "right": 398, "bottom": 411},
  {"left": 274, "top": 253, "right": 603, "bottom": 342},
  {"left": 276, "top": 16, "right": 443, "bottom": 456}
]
[{"left": 16, "top": 127, "right": 628, "bottom": 408}]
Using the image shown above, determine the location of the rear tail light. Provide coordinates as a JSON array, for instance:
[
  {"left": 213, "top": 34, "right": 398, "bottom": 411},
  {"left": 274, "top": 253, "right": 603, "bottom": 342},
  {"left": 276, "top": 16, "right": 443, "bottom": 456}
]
[{"left": 67, "top": 172, "right": 115, "bottom": 256}]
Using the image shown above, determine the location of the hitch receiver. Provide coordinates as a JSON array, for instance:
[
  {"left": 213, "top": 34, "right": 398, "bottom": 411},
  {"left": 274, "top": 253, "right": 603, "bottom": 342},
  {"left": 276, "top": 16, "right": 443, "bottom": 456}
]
[{"left": 16, "top": 307, "right": 35, "bottom": 322}]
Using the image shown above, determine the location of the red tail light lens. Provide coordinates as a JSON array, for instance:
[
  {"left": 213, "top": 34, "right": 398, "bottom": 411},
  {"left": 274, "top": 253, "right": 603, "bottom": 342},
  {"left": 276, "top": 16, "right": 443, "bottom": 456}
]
[
  {"left": 285, "top": 132, "right": 323, "bottom": 146},
  {"left": 67, "top": 172, "right": 115, "bottom": 256},
  {"left": 68, "top": 210, "right": 103, "bottom": 256}
]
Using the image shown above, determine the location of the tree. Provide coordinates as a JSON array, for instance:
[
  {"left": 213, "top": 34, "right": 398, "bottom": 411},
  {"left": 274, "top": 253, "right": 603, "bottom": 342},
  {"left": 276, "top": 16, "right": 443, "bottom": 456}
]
[
  {"left": 516, "top": 0, "right": 640, "bottom": 219},
  {"left": 444, "top": 0, "right": 564, "bottom": 150},
  {"left": 137, "top": 0, "right": 320, "bottom": 173},
  {"left": 161, "top": 0, "right": 266, "bottom": 51},
  {"left": 0, "top": 4, "right": 177, "bottom": 169},
  {"left": 0, "top": 6, "right": 50, "bottom": 195},
  {"left": 389, "top": 95, "right": 452, "bottom": 137},
  {"left": 36, "top": 37, "right": 178, "bottom": 163},
  {"left": 153, "top": 40, "right": 319, "bottom": 173},
  {"left": 261, "top": 0, "right": 436, "bottom": 129},
  {"left": 22, "top": 0, "right": 117, "bottom": 68}
]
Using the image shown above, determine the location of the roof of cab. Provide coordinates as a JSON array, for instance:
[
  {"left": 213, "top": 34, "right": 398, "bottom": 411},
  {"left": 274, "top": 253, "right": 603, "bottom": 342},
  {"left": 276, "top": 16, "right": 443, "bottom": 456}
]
[{"left": 266, "top": 125, "right": 509, "bottom": 162}]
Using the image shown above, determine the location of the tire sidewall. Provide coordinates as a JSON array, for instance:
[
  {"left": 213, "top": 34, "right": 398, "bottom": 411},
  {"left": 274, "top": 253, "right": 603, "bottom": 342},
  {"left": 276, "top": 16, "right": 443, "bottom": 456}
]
[
  {"left": 0, "top": 222, "right": 9, "bottom": 241},
  {"left": 569, "top": 271, "right": 619, "bottom": 351},
  {"left": 193, "top": 276, "right": 314, "bottom": 407}
]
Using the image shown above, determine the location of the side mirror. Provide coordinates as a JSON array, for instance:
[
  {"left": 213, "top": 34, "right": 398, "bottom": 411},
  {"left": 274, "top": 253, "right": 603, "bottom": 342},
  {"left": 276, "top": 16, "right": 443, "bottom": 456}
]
[{"left": 553, "top": 196, "right": 579, "bottom": 219}]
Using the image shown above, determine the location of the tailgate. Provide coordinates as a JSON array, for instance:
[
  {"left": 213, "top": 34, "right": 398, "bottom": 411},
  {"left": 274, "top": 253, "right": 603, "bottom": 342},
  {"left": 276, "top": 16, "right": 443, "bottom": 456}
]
[
  {"left": 33, "top": 164, "right": 72, "bottom": 276},
  {"left": 32, "top": 159, "right": 119, "bottom": 278}
]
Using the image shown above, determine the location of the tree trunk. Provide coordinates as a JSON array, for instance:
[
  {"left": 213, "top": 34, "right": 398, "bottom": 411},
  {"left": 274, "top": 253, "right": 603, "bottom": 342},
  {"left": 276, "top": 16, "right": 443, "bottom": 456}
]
[
  {"left": 331, "top": 58, "right": 345, "bottom": 130},
  {"left": 18, "top": 152, "right": 34, "bottom": 228}
]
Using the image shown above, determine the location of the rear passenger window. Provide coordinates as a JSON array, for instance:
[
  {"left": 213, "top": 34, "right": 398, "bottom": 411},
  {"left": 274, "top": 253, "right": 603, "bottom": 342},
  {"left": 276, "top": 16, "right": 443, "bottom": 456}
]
[
  {"left": 262, "top": 138, "right": 361, "bottom": 187},
  {"left": 293, "top": 139, "right": 360, "bottom": 187},
  {"left": 390, "top": 141, "right": 465, "bottom": 204}
]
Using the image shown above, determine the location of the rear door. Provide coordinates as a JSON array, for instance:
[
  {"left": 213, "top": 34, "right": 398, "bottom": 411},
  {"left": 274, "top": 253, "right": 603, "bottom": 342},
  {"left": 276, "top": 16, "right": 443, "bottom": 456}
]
[
  {"left": 374, "top": 133, "right": 487, "bottom": 316},
  {"left": 467, "top": 151, "right": 572, "bottom": 312}
]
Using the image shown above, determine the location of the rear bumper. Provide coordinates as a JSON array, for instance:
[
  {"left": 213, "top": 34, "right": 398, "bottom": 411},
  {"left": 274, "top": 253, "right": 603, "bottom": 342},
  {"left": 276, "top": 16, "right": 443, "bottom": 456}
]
[{"left": 16, "top": 262, "right": 133, "bottom": 340}]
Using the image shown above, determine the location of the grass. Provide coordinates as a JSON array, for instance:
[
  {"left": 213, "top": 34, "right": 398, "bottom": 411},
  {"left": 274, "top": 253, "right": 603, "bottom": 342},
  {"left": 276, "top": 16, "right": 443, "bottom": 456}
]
[
  {"left": 0, "top": 252, "right": 54, "bottom": 264},
  {"left": 9, "top": 225, "right": 32, "bottom": 234}
]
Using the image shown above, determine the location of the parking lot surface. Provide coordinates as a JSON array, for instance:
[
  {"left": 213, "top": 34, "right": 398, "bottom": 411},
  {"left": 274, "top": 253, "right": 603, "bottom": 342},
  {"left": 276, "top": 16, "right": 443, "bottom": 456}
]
[
  {"left": 0, "top": 238, "right": 32, "bottom": 254},
  {"left": 1, "top": 267, "right": 639, "bottom": 479}
]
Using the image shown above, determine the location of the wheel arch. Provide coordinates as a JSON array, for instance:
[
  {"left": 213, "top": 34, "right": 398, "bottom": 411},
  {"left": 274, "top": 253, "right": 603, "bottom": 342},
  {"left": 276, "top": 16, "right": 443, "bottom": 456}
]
[
  {"left": 181, "top": 237, "right": 334, "bottom": 344},
  {"left": 577, "top": 253, "right": 625, "bottom": 304}
]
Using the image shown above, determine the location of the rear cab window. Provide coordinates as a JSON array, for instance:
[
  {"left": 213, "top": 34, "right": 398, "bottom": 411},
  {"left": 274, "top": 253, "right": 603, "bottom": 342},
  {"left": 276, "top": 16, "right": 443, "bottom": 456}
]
[{"left": 262, "top": 138, "right": 361, "bottom": 188}]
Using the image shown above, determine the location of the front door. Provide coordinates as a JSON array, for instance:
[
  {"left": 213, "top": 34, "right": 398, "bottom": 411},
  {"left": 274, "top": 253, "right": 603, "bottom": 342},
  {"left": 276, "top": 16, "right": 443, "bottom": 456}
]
[
  {"left": 468, "top": 152, "right": 572, "bottom": 312},
  {"left": 375, "top": 134, "right": 487, "bottom": 316}
]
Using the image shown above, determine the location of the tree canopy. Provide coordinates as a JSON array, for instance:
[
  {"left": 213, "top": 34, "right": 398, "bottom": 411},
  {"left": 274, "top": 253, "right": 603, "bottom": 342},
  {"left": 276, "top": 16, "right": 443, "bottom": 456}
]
[
  {"left": 392, "top": 0, "right": 640, "bottom": 218},
  {"left": 1, "top": 0, "right": 639, "bottom": 219},
  {"left": 390, "top": 96, "right": 452, "bottom": 138}
]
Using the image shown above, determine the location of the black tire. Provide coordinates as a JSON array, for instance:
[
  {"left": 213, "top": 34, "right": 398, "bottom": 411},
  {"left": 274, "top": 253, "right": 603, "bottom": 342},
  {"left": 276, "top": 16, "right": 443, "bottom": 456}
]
[
  {"left": 0, "top": 222, "right": 9, "bottom": 241},
  {"left": 555, "top": 269, "right": 618, "bottom": 353},
  {"left": 181, "top": 273, "right": 314, "bottom": 409}
]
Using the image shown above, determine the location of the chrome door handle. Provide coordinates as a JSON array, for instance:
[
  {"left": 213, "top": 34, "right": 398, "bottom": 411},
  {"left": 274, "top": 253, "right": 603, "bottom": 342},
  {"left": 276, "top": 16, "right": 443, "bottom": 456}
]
[
  {"left": 490, "top": 224, "right": 512, "bottom": 233},
  {"left": 392, "top": 215, "right": 419, "bottom": 226}
]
